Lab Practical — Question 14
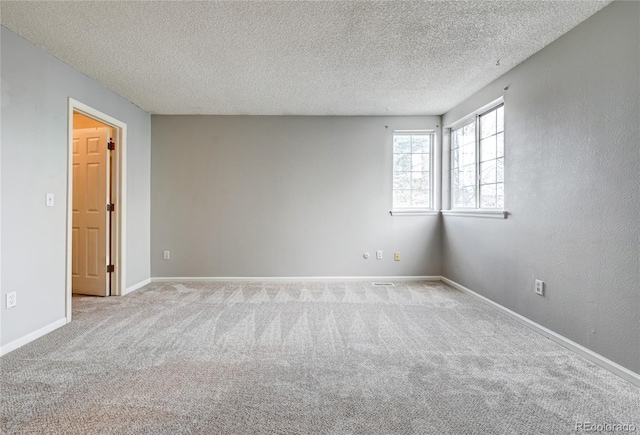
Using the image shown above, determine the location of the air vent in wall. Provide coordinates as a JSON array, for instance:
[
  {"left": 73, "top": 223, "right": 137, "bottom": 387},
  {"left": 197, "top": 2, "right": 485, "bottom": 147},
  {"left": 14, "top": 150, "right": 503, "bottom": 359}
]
[{"left": 372, "top": 282, "right": 395, "bottom": 287}]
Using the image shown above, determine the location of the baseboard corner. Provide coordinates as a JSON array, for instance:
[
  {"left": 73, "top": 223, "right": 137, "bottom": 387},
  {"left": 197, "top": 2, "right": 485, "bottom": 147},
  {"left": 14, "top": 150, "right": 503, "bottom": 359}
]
[
  {"left": 440, "top": 277, "right": 640, "bottom": 387},
  {"left": 123, "top": 278, "right": 151, "bottom": 295}
]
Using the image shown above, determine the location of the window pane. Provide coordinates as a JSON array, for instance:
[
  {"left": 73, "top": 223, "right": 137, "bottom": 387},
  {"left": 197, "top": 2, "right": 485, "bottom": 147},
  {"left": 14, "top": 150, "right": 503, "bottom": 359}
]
[
  {"left": 393, "top": 135, "right": 411, "bottom": 153},
  {"left": 453, "top": 185, "right": 476, "bottom": 208},
  {"left": 412, "top": 153, "right": 429, "bottom": 171},
  {"left": 462, "top": 121, "right": 476, "bottom": 145},
  {"left": 480, "top": 110, "right": 497, "bottom": 138},
  {"left": 452, "top": 187, "right": 463, "bottom": 207},
  {"left": 460, "top": 144, "right": 475, "bottom": 166},
  {"left": 451, "top": 148, "right": 460, "bottom": 169},
  {"left": 411, "top": 190, "right": 430, "bottom": 207},
  {"left": 393, "top": 132, "right": 434, "bottom": 210},
  {"left": 480, "top": 184, "right": 497, "bottom": 208},
  {"left": 481, "top": 160, "right": 497, "bottom": 184},
  {"left": 393, "top": 172, "right": 410, "bottom": 190},
  {"left": 452, "top": 129, "right": 462, "bottom": 150},
  {"left": 412, "top": 135, "right": 430, "bottom": 153},
  {"left": 451, "top": 168, "right": 460, "bottom": 189},
  {"left": 480, "top": 135, "right": 496, "bottom": 162},
  {"left": 449, "top": 103, "right": 504, "bottom": 211},
  {"left": 393, "top": 190, "right": 411, "bottom": 207},
  {"left": 497, "top": 183, "right": 504, "bottom": 209},
  {"left": 393, "top": 153, "right": 411, "bottom": 171},
  {"left": 458, "top": 186, "right": 476, "bottom": 208},
  {"left": 496, "top": 133, "right": 504, "bottom": 158},
  {"left": 461, "top": 164, "right": 476, "bottom": 187},
  {"left": 412, "top": 172, "right": 430, "bottom": 190},
  {"left": 497, "top": 158, "right": 504, "bottom": 182}
]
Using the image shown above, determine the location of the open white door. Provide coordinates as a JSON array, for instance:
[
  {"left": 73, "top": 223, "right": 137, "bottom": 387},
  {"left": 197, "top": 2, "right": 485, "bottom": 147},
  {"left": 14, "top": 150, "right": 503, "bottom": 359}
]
[{"left": 72, "top": 127, "right": 110, "bottom": 296}]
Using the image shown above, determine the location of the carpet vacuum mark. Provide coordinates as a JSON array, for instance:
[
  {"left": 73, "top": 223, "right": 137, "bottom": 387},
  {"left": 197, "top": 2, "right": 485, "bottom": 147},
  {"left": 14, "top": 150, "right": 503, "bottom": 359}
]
[{"left": 1, "top": 281, "right": 638, "bottom": 434}]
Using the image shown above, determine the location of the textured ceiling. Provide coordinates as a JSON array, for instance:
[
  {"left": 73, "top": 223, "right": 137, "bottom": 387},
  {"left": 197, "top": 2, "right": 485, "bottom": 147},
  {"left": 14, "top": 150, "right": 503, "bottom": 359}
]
[{"left": 1, "top": 1, "right": 611, "bottom": 115}]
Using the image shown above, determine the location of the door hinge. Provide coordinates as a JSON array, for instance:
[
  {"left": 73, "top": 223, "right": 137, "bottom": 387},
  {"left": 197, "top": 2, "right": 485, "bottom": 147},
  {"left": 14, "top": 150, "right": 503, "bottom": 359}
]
[
  {"left": 107, "top": 140, "right": 115, "bottom": 151},
  {"left": 107, "top": 203, "right": 115, "bottom": 212},
  {"left": 107, "top": 265, "right": 115, "bottom": 273}
]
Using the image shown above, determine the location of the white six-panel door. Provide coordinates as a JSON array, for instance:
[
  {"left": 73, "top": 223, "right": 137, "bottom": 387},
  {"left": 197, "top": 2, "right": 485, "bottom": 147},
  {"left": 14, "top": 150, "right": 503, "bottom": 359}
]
[{"left": 72, "top": 127, "right": 110, "bottom": 296}]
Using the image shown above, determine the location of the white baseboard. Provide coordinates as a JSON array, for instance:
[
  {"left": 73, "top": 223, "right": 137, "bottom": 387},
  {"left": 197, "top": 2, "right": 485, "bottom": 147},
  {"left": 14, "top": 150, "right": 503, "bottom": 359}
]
[
  {"left": 441, "top": 277, "right": 640, "bottom": 387},
  {"left": 0, "top": 317, "right": 67, "bottom": 357},
  {"left": 151, "top": 276, "right": 441, "bottom": 282},
  {"left": 123, "top": 278, "right": 151, "bottom": 295}
]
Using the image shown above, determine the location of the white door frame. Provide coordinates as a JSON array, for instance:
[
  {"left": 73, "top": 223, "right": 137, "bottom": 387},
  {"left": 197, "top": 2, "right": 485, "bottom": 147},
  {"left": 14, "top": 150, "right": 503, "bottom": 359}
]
[{"left": 66, "top": 98, "right": 127, "bottom": 322}]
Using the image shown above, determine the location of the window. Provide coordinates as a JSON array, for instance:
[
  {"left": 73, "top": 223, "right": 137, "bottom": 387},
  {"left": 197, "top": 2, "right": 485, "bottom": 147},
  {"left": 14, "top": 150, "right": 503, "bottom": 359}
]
[
  {"left": 451, "top": 103, "right": 504, "bottom": 209},
  {"left": 392, "top": 131, "right": 434, "bottom": 210}
]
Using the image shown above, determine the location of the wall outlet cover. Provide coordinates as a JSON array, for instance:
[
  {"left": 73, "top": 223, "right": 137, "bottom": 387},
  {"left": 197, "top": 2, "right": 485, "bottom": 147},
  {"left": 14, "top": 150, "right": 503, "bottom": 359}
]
[{"left": 6, "top": 292, "right": 17, "bottom": 309}]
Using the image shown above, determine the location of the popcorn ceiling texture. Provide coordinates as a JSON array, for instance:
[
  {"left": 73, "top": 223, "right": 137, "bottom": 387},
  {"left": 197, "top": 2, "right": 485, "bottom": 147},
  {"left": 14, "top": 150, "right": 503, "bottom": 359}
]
[{"left": 0, "top": 1, "right": 610, "bottom": 115}]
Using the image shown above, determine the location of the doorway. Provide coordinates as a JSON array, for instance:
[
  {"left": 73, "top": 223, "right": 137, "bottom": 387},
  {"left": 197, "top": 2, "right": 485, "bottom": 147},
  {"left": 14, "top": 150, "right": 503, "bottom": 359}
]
[
  {"left": 66, "top": 99, "right": 127, "bottom": 322},
  {"left": 72, "top": 114, "right": 112, "bottom": 296}
]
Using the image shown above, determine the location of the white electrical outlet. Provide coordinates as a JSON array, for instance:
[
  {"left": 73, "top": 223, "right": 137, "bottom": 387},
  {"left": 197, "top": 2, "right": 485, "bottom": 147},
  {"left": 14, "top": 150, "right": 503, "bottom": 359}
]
[
  {"left": 376, "top": 250, "right": 383, "bottom": 260},
  {"left": 6, "top": 292, "right": 17, "bottom": 309},
  {"left": 394, "top": 252, "right": 400, "bottom": 261},
  {"left": 163, "top": 251, "right": 170, "bottom": 260},
  {"left": 535, "top": 279, "right": 544, "bottom": 296}
]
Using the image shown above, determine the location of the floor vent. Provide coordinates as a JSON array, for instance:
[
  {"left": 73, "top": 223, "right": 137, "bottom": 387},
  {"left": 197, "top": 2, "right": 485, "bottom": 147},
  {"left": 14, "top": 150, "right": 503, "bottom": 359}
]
[{"left": 372, "top": 282, "right": 395, "bottom": 287}]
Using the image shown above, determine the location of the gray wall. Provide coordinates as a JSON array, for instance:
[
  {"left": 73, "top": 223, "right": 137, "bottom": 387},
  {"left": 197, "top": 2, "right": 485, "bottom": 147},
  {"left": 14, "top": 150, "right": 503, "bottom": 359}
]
[
  {"left": 151, "top": 116, "right": 441, "bottom": 278},
  {"left": 1, "top": 27, "right": 151, "bottom": 347},
  {"left": 442, "top": 1, "right": 639, "bottom": 373}
]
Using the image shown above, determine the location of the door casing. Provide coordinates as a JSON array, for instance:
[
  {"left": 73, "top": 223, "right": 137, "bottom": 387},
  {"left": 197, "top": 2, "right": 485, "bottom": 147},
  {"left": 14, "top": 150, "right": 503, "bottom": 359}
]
[{"left": 66, "top": 98, "right": 127, "bottom": 322}]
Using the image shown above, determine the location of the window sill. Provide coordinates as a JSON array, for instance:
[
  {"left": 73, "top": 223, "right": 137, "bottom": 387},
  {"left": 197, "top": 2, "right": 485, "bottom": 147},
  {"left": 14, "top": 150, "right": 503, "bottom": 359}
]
[
  {"left": 390, "top": 209, "right": 440, "bottom": 216},
  {"left": 442, "top": 209, "right": 508, "bottom": 219}
]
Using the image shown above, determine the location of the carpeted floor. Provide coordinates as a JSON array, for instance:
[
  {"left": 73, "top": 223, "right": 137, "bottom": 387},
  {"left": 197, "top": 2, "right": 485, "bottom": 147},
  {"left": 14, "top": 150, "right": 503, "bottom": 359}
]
[{"left": 1, "top": 280, "right": 638, "bottom": 434}]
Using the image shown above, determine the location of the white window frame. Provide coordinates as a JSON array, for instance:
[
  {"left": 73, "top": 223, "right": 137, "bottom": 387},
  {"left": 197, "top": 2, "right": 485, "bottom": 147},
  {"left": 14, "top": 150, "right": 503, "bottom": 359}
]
[
  {"left": 391, "top": 130, "right": 438, "bottom": 216},
  {"left": 444, "top": 98, "right": 507, "bottom": 219}
]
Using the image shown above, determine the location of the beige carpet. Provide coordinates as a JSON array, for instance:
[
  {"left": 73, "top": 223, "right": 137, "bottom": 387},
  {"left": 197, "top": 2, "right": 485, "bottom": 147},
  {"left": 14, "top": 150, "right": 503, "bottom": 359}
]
[{"left": 1, "top": 280, "right": 639, "bottom": 434}]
